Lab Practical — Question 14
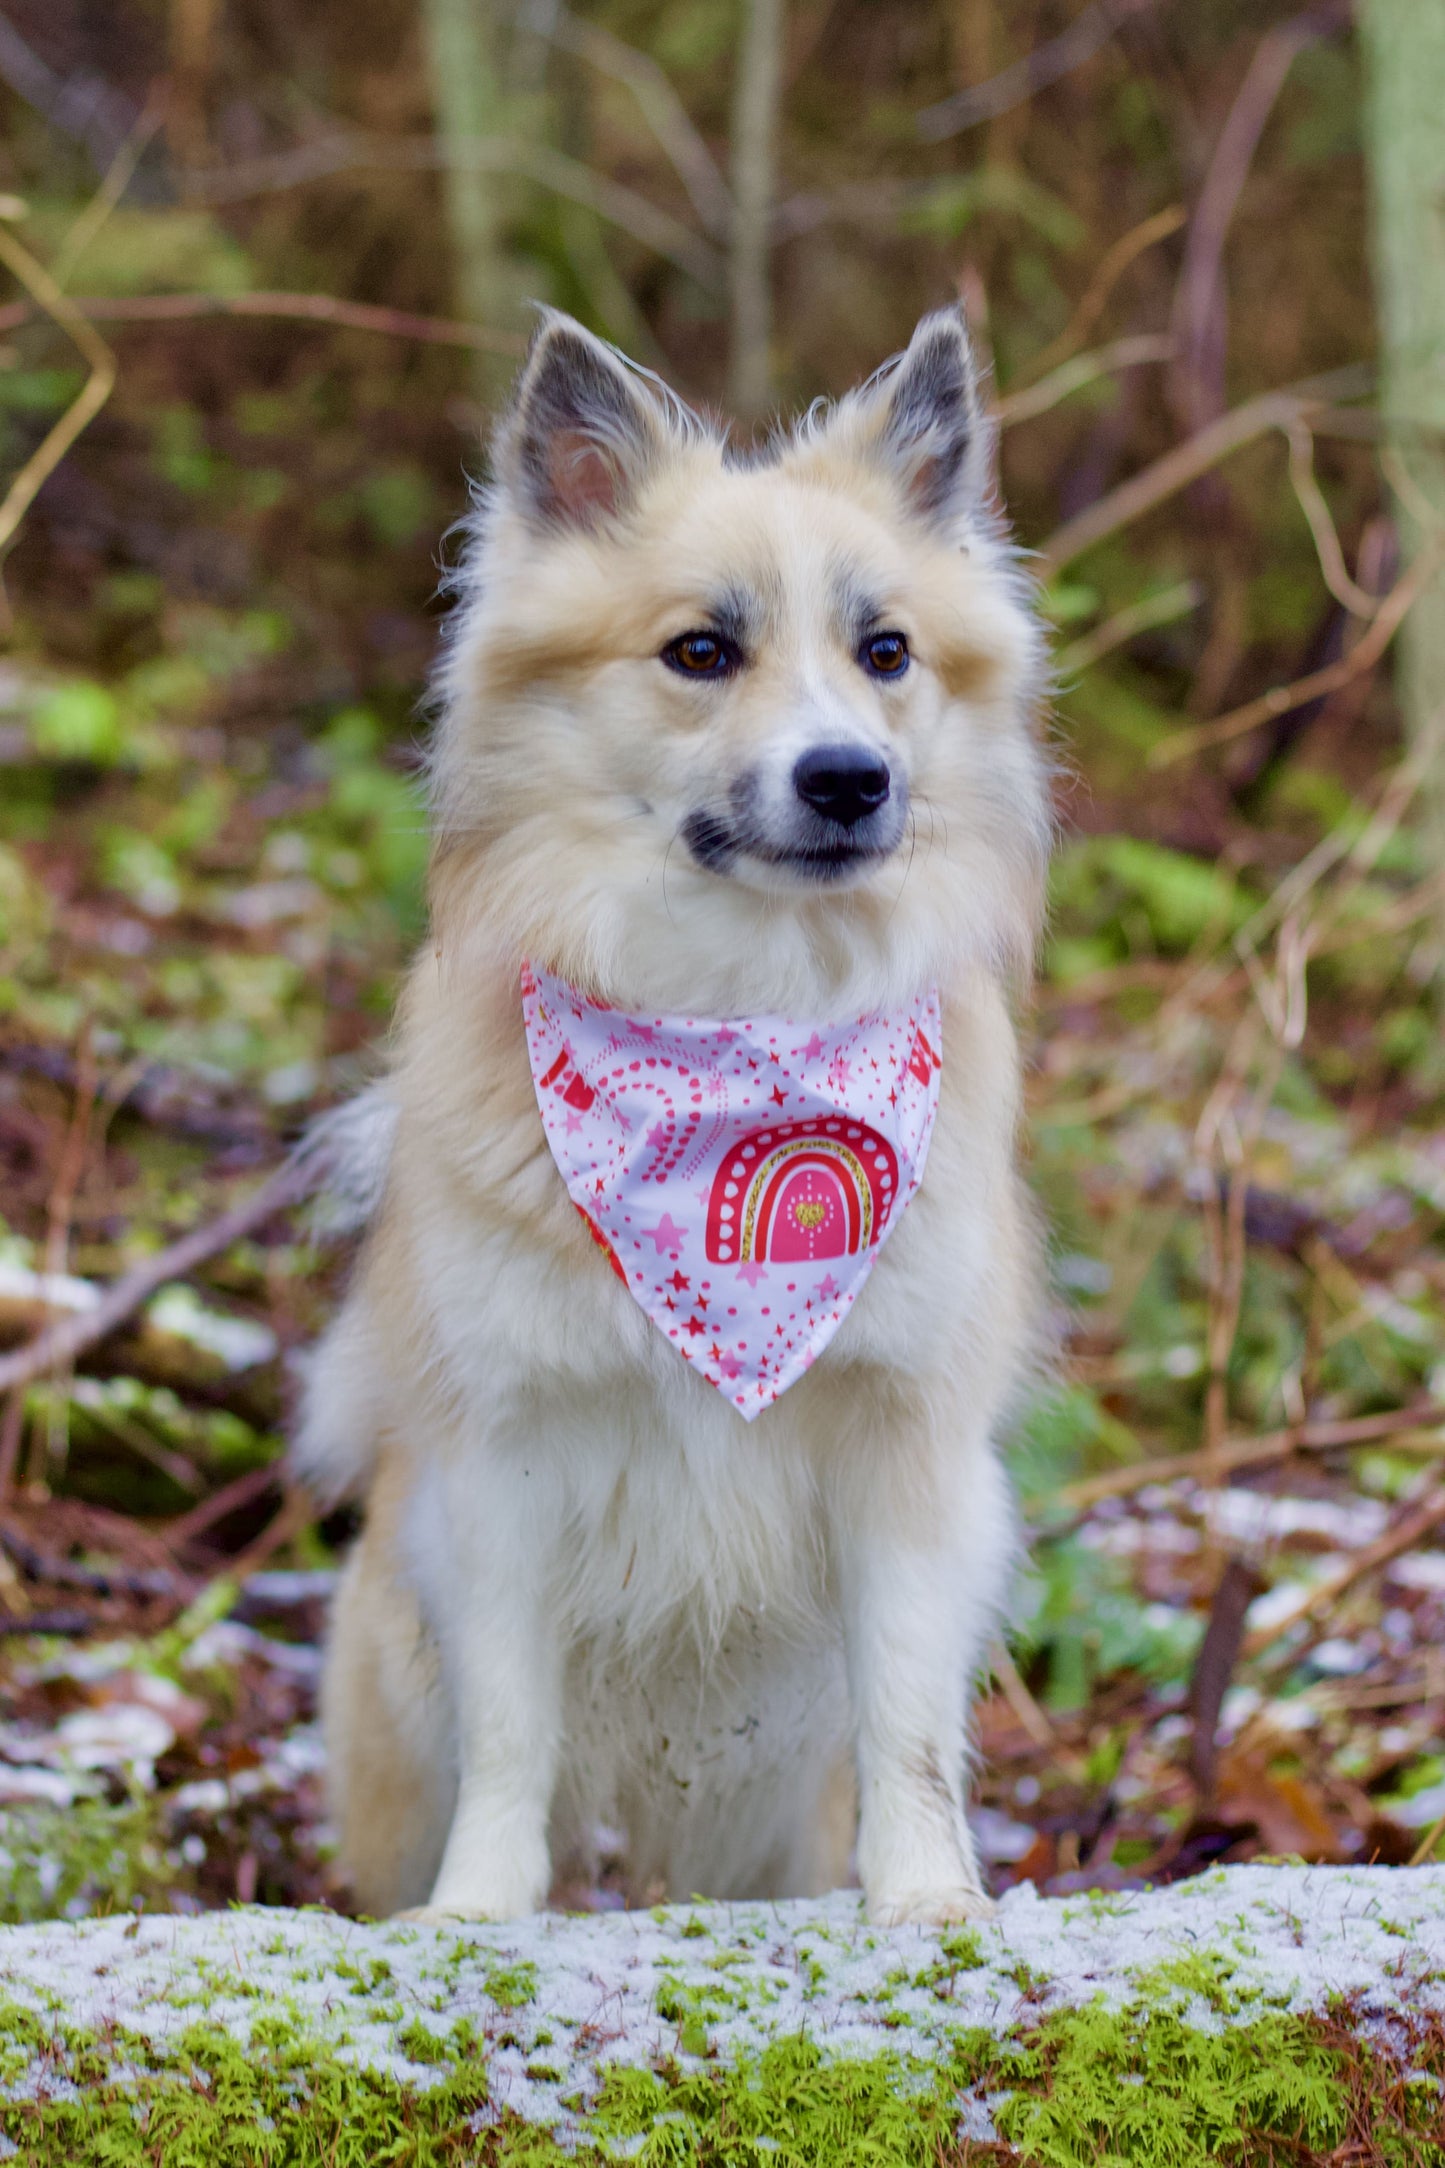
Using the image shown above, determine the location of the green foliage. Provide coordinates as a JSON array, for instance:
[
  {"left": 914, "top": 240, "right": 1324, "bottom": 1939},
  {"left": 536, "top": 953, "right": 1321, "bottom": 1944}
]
[
  {"left": 29, "top": 682, "right": 124, "bottom": 766},
  {"left": 1014, "top": 1532, "right": 1203, "bottom": 1714},
  {"left": 0, "top": 1798, "right": 178, "bottom": 1924},
  {"left": 594, "top": 2031, "right": 963, "bottom": 2165},
  {"left": 484, "top": 1961, "right": 540, "bottom": 2012},
  {"left": 903, "top": 167, "right": 1085, "bottom": 252},
  {"left": 1, "top": 1960, "right": 1440, "bottom": 2166},
  {"left": 996, "top": 1993, "right": 1346, "bottom": 2167},
  {"left": 22, "top": 206, "right": 252, "bottom": 296},
  {"left": 1050, "top": 836, "right": 1258, "bottom": 971}
]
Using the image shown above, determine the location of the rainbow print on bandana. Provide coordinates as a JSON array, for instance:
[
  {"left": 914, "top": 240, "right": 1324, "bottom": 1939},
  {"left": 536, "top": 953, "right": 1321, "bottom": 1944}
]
[
  {"left": 521, "top": 963, "right": 942, "bottom": 1419},
  {"left": 704, "top": 1120, "right": 899, "bottom": 1266}
]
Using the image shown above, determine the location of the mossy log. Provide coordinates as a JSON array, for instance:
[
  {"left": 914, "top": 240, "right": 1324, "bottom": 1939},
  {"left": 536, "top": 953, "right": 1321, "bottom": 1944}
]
[{"left": 0, "top": 1865, "right": 1441, "bottom": 2163}]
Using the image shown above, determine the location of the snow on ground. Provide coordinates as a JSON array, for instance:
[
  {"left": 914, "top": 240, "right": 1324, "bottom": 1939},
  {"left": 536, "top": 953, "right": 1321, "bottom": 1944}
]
[{"left": 0, "top": 1865, "right": 1441, "bottom": 2138}]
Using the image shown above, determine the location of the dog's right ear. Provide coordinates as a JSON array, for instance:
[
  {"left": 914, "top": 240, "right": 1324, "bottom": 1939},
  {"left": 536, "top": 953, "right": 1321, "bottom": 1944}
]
[{"left": 493, "top": 312, "right": 667, "bottom": 531}]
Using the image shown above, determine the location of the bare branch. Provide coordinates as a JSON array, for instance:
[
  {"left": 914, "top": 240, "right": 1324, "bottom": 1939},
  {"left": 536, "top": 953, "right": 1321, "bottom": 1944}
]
[
  {"left": 1243, "top": 1485, "right": 1445, "bottom": 1662},
  {"left": 0, "top": 220, "right": 116, "bottom": 566},
  {"left": 0, "top": 13, "right": 139, "bottom": 173},
  {"left": 179, "top": 132, "right": 724, "bottom": 289},
  {"left": 546, "top": 5, "right": 732, "bottom": 241},
  {"left": 0, "top": 289, "right": 526, "bottom": 355},
  {"left": 1151, "top": 546, "right": 1441, "bottom": 767},
  {"left": 1054, "top": 1400, "right": 1445, "bottom": 1514},
  {"left": 996, "top": 331, "right": 1174, "bottom": 428},
  {"left": 916, "top": 0, "right": 1163, "bottom": 144},
  {"left": 1015, "top": 204, "right": 1185, "bottom": 389},
  {"left": 52, "top": 96, "right": 165, "bottom": 290},
  {"left": 1035, "top": 365, "right": 1373, "bottom": 573},
  {"left": 1286, "top": 419, "right": 1379, "bottom": 617},
  {"left": 1052, "top": 578, "right": 1201, "bottom": 676},
  {"left": 0, "top": 1156, "right": 317, "bottom": 1401},
  {"left": 1170, "top": 3, "right": 1350, "bottom": 436}
]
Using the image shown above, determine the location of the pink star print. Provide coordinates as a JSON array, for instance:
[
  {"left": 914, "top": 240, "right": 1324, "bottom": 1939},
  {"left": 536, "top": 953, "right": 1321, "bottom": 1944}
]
[
  {"left": 645, "top": 1123, "right": 669, "bottom": 1151},
  {"left": 817, "top": 1273, "right": 840, "bottom": 1301},
  {"left": 564, "top": 1110, "right": 585, "bottom": 1134},
  {"left": 797, "top": 1032, "right": 825, "bottom": 1063},
  {"left": 735, "top": 1260, "right": 767, "bottom": 1287},
  {"left": 645, "top": 1214, "right": 687, "bottom": 1254}
]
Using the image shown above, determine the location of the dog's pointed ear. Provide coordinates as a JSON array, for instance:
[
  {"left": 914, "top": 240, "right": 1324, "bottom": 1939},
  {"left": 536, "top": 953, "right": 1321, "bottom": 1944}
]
[
  {"left": 834, "top": 307, "right": 990, "bottom": 528},
  {"left": 494, "top": 312, "right": 668, "bottom": 530}
]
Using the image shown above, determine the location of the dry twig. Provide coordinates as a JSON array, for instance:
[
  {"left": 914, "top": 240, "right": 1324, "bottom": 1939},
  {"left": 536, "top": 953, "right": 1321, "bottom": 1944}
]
[
  {"left": 1035, "top": 365, "right": 1371, "bottom": 574},
  {"left": 1053, "top": 1401, "right": 1445, "bottom": 1513},
  {"left": 1242, "top": 1487, "right": 1445, "bottom": 1661},
  {"left": 0, "top": 1155, "right": 317, "bottom": 1401},
  {"left": 180, "top": 134, "right": 725, "bottom": 288},
  {"left": 0, "top": 221, "right": 116, "bottom": 567},
  {"left": 996, "top": 332, "right": 1174, "bottom": 430},
  {"left": 1019, "top": 204, "right": 1184, "bottom": 386},
  {"left": 1169, "top": 4, "right": 1349, "bottom": 436},
  {"left": 1052, "top": 578, "right": 1200, "bottom": 676},
  {"left": 0, "top": 289, "right": 525, "bottom": 354},
  {"left": 1151, "top": 549, "right": 1441, "bottom": 765},
  {"left": 916, "top": 0, "right": 1161, "bottom": 142}
]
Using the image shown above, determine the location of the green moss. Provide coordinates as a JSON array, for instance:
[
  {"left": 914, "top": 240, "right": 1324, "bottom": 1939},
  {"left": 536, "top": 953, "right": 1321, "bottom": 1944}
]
[
  {"left": 484, "top": 1961, "right": 539, "bottom": 2012},
  {"left": 994, "top": 1997, "right": 1346, "bottom": 2166},
  {"left": 0, "top": 1964, "right": 1440, "bottom": 2168},
  {"left": 0, "top": 1797, "right": 179, "bottom": 1924}
]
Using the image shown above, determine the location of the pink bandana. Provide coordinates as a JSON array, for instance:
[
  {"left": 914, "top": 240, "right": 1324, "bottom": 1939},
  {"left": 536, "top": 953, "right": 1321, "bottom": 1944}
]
[{"left": 521, "top": 962, "right": 942, "bottom": 1419}]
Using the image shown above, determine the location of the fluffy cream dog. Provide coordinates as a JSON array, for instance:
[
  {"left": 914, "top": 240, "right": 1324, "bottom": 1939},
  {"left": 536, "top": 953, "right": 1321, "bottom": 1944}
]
[{"left": 297, "top": 305, "right": 1050, "bottom": 1926}]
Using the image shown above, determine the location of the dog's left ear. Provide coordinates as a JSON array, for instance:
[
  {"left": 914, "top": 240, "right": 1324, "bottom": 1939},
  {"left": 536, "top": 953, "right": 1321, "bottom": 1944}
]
[
  {"left": 493, "top": 310, "right": 670, "bottom": 531},
  {"left": 833, "top": 308, "right": 990, "bottom": 529}
]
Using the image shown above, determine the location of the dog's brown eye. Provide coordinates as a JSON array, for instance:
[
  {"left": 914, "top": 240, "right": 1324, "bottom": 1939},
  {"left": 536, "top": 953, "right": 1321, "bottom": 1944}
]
[
  {"left": 662, "top": 632, "right": 738, "bottom": 677},
  {"left": 861, "top": 632, "right": 909, "bottom": 678}
]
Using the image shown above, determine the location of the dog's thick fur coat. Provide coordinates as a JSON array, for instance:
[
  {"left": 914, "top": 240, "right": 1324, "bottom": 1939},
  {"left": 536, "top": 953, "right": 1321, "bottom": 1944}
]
[{"left": 297, "top": 307, "right": 1051, "bottom": 1925}]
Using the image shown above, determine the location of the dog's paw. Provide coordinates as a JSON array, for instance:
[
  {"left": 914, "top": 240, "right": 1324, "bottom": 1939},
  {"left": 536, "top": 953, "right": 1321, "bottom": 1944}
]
[
  {"left": 866, "top": 1884, "right": 997, "bottom": 1929},
  {"left": 394, "top": 1901, "right": 521, "bottom": 1926}
]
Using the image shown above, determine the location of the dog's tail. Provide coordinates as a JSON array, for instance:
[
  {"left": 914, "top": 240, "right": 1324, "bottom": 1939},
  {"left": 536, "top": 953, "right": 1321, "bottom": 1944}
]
[
  {"left": 288, "top": 1083, "right": 401, "bottom": 1508},
  {"left": 296, "top": 1082, "right": 400, "bottom": 1238}
]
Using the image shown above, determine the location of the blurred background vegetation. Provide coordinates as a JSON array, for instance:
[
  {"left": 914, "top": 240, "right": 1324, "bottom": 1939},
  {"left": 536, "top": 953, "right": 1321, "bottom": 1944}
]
[{"left": 0, "top": 0, "right": 1441, "bottom": 1917}]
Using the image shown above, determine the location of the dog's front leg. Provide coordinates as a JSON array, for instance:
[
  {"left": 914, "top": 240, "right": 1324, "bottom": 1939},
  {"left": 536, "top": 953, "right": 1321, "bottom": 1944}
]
[
  {"left": 406, "top": 1457, "right": 563, "bottom": 1922},
  {"left": 836, "top": 1443, "right": 1009, "bottom": 1928}
]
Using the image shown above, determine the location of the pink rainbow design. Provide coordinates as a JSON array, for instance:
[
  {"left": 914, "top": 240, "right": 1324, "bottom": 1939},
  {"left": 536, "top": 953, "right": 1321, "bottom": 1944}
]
[{"left": 705, "top": 1119, "right": 898, "bottom": 1266}]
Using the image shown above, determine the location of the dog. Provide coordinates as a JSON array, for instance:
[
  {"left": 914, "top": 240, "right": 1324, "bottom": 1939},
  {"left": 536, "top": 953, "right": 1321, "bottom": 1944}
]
[{"left": 296, "top": 303, "right": 1050, "bottom": 1926}]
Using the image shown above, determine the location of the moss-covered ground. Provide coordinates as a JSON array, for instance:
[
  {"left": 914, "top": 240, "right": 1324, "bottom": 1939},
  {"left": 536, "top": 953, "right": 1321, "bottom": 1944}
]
[
  {"left": 0, "top": 1875, "right": 1442, "bottom": 2167},
  {"left": 1, "top": 1981, "right": 1441, "bottom": 2167}
]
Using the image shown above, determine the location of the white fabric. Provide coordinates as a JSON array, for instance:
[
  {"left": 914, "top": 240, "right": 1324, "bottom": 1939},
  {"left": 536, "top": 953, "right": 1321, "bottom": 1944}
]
[{"left": 521, "top": 962, "right": 942, "bottom": 1419}]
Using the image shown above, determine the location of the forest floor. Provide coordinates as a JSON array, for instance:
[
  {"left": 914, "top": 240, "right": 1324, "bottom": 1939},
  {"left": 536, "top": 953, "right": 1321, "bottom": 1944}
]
[{"left": 0, "top": 626, "right": 1442, "bottom": 1924}]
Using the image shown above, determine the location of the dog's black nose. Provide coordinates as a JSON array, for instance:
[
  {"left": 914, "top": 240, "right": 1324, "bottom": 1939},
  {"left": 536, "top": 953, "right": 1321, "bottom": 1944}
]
[{"left": 792, "top": 745, "right": 891, "bottom": 828}]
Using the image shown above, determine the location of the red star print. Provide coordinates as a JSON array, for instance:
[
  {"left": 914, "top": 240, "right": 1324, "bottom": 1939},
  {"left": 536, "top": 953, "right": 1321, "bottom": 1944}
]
[
  {"left": 669, "top": 1271, "right": 690, "bottom": 1292},
  {"left": 683, "top": 1315, "right": 706, "bottom": 1338},
  {"left": 769, "top": 1085, "right": 786, "bottom": 1107}
]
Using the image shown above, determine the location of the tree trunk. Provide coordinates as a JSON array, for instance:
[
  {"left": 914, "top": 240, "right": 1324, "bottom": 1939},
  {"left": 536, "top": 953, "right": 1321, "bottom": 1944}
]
[
  {"left": 419, "top": 0, "right": 522, "bottom": 395},
  {"left": 729, "top": 0, "right": 786, "bottom": 421},
  {"left": 1359, "top": 1, "right": 1445, "bottom": 916}
]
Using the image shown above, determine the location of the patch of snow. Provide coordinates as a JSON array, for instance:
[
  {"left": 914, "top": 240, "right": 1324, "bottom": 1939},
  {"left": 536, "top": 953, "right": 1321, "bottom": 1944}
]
[
  {"left": 0, "top": 1867, "right": 1439, "bottom": 2144},
  {"left": 147, "top": 1284, "right": 278, "bottom": 1371}
]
